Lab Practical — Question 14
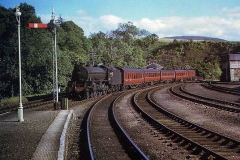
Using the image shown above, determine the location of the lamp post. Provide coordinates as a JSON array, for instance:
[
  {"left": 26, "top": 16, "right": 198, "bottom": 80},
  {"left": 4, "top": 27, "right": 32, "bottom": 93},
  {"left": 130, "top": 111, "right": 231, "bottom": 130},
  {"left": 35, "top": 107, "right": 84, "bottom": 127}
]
[{"left": 15, "top": 6, "right": 24, "bottom": 122}]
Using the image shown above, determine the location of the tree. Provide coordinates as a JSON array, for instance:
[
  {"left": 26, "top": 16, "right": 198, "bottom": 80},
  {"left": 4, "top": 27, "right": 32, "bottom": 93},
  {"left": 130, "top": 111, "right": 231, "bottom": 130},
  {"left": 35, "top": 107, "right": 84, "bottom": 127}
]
[
  {"left": 110, "top": 21, "right": 138, "bottom": 45},
  {"left": 0, "top": 4, "right": 42, "bottom": 96},
  {"left": 58, "top": 21, "right": 90, "bottom": 65},
  {"left": 56, "top": 14, "right": 65, "bottom": 26}
]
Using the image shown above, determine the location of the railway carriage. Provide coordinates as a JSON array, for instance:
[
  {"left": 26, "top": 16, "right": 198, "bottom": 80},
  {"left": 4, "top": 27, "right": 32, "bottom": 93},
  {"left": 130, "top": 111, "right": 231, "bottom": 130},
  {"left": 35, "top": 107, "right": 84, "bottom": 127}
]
[
  {"left": 175, "top": 70, "right": 189, "bottom": 81},
  {"left": 175, "top": 70, "right": 196, "bottom": 81},
  {"left": 187, "top": 70, "right": 196, "bottom": 80},
  {"left": 160, "top": 70, "right": 176, "bottom": 82},
  {"left": 119, "top": 68, "right": 144, "bottom": 89},
  {"left": 142, "top": 68, "right": 161, "bottom": 85}
]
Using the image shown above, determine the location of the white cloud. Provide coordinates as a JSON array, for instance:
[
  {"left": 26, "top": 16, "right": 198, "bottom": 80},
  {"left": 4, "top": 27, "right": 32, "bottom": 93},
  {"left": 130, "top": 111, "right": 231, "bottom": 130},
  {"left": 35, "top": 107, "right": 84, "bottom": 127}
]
[
  {"left": 76, "top": 9, "right": 87, "bottom": 16},
  {"left": 99, "top": 15, "right": 124, "bottom": 30},
  {"left": 136, "top": 18, "right": 167, "bottom": 32},
  {"left": 38, "top": 14, "right": 52, "bottom": 23},
  {"left": 38, "top": 8, "right": 240, "bottom": 41},
  {"left": 133, "top": 16, "right": 240, "bottom": 41},
  {"left": 222, "top": 7, "right": 240, "bottom": 18}
]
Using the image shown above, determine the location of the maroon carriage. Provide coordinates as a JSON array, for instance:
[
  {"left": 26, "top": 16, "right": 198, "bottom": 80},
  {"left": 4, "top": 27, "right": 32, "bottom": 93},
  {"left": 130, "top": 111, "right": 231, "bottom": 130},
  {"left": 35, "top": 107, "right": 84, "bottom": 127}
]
[
  {"left": 142, "top": 68, "right": 161, "bottom": 85},
  {"left": 160, "top": 70, "right": 176, "bottom": 82},
  {"left": 175, "top": 70, "right": 190, "bottom": 81},
  {"left": 119, "top": 68, "right": 144, "bottom": 89},
  {"left": 187, "top": 70, "right": 196, "bottom": 80}
]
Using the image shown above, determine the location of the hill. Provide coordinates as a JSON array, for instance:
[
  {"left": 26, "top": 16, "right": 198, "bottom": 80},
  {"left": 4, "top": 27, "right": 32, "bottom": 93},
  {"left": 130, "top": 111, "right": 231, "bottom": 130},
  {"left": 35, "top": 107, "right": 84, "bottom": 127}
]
[{"left": 162, "top": 36, "right": 227, "bottom": 42}]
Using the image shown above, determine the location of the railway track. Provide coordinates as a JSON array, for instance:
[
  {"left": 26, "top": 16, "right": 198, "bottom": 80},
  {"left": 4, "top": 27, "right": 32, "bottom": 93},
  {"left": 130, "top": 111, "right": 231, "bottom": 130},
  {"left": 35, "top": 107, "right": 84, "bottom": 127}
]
[
  {"left": 133, "top": 88, "right": 240, "bottom": 159},
  {"left": 202, "top": 82, "right": 240, "bottom": 95},
  {"left": 170, "top": 83, "right": 240, "bottom": 113},
  {"left": 68, "top": 84, "right": 188, "bottom": 159},
  {"left": 0, "top": 93, "right": 98, "bottom": 115},
  {"left": 0, "top": 99, "right": 53, "bottom": 114},
  {"left": 86, "top": 92, "right": 148, "bottom": 159}
]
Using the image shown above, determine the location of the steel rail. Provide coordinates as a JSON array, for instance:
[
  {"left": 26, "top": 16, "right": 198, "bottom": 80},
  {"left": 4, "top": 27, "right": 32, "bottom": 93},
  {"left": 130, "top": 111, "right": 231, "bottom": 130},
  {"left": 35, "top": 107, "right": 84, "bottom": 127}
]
[
  {"left": 112, "top": 93, "right": 149, "bottom": 160},
  {"left": 180, "top": 85, "right": 240, "bottom": 108},
  {"left": 170, "top": 85, "right": 240, "bottom": 113},
  {"left": 132, "top": 89, "right": 236, "bottom": 159}
]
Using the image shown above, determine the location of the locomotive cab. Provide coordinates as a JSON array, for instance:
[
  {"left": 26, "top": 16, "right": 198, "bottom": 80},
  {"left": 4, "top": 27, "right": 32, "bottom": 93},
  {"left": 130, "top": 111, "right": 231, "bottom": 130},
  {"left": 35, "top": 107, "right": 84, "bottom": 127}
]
[{"left": 101, "top": 66, "right": 122, "bottom": 92}]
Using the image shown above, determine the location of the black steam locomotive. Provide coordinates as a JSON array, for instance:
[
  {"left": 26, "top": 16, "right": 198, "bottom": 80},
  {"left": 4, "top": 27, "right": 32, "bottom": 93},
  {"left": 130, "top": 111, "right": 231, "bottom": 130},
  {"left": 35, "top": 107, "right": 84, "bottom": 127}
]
[{"left": 66, "top": 64, "right": 122, "bottom": 99}]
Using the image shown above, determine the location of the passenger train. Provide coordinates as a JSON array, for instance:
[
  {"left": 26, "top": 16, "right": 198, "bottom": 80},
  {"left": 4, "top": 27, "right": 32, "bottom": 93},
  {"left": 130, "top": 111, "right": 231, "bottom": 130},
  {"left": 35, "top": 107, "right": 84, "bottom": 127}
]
[{"left": 66, "top": 65, "right": 196, "bottom": 99}]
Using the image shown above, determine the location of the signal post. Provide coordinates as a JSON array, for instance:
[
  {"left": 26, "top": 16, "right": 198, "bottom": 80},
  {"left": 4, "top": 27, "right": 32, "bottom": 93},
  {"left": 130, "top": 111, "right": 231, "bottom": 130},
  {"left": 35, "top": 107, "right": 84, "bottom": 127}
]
[{"left": 29, "top": 7, "right": 58, "bottom": 109}]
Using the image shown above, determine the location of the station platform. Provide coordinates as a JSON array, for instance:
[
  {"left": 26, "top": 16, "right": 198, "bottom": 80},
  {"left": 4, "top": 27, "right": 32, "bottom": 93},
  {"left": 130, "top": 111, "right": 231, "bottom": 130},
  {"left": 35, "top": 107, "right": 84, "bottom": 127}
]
[{"left": 0, "top": 109, "right": 74, "bottom": 160}]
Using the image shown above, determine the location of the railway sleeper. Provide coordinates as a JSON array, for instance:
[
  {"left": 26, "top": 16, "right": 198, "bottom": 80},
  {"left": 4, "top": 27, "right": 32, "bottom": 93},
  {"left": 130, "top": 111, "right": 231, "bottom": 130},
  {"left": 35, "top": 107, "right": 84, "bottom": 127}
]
[
  {"left": 173, "top": 137, "right": 236, "bottom": 151},
  {"left": 170, "top": 135, "right": 207, "bottom": 141},
  {"left": 158, "top": 136, "right": 171, "bottom": 141},
  {"left": 213, "top": 152, "right": 240, "bottom": 159},
  {"left": 180, "top": 143, "right": 228, "bottom": 159},
  {"left": 167, "top": 125, "right": 198, "bottom": 130},
  {"left": 166, "top": 127, "right": 213, "bottom": 136},
  {"left": 181, "top": 135, "right": 222, "bottom": 142},
  {"left": 203, "top": 144, "right": 240, "bottom": 151},
  {"left": 203, "top": 150, "right": 240, "bottom": 159},
  {"left": 95, "top": 154, "right": 130, "bottom": 160},
  {"left": 197, "top": 144, "right": 240, "bottom": 155},
  {"left": 178, "top": 136, "right": 232, "bottom": 147},
  {"left": 93, "top": 146, "right": 127, "bottom": 152},
  {"left": 165, "top": 128, "right": 211, "bottom": 137},
  {"left": 181, "top": 133, "right": 216, "bottom": 139}
]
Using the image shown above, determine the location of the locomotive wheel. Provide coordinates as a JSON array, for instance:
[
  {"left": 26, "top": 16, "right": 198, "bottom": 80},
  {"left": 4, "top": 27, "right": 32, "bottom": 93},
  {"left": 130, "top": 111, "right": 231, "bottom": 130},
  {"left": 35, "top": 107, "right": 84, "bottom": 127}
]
[
  {"left": 108, "top": 87, "right": 112, "bottom": 93},
  {"left": 91, "top": 92, "right": 95, "bottom": 98},
  {"left": 86, "top": 92, "right": 90, "bottom": 99},
  {"left": 93, "top": 91, "right": 98, "bottom": 97},
  {"left": 103, "top": 85, "right": 108, "bottom": 95},
  {"left": 103, "top": 90, "right": 107, "bottom": 95},
  {"left": 97, "top": 91, "right": 102, "bottom": 96}
]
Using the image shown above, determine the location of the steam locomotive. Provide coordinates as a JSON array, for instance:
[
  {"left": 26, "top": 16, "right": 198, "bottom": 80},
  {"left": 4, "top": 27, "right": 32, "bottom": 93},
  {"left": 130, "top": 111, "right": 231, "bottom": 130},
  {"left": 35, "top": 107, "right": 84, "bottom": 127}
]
[{"left": 66, "top": 64, "right": 196, "bottom": 99}]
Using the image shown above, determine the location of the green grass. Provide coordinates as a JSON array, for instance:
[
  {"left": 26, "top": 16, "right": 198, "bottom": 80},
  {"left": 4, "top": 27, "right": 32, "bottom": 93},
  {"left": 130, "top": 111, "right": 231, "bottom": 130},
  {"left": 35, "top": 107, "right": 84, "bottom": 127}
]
[
  {"left": 0, "top": 93, "right": 53, "bottom": 107},
  {"left": 0, "top": 96, "right": 28, "bottom": 107}
]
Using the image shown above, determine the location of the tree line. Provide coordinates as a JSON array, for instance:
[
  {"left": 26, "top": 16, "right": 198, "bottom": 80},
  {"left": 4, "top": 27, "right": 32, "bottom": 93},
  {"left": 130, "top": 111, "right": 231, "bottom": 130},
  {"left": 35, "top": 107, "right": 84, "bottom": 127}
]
[{"left": 0, "top": 3, "right": 239, "bottom": 99}]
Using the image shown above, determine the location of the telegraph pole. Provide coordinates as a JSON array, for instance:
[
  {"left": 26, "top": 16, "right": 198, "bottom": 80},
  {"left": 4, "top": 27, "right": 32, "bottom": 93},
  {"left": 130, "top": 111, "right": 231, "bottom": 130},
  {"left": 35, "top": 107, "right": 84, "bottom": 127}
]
[
  {"left": 90, "top": 48, "right": 95, "bottom": 66},
  {"left": 29, "top": 7, "right": 58, "bottom": 109},
  {"left": 51, "top": 7, "right": 58, "bottom": 109},
  {"left": 110, "top": 46, "right": 113, "bottom": 66}
]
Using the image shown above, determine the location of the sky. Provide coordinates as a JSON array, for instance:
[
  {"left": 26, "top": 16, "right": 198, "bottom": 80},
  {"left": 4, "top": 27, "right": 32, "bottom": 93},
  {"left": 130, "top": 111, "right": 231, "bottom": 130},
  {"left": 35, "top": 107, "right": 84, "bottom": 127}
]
[{"left": 1, "top": 0, "right": 240, "bottom": 41}]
